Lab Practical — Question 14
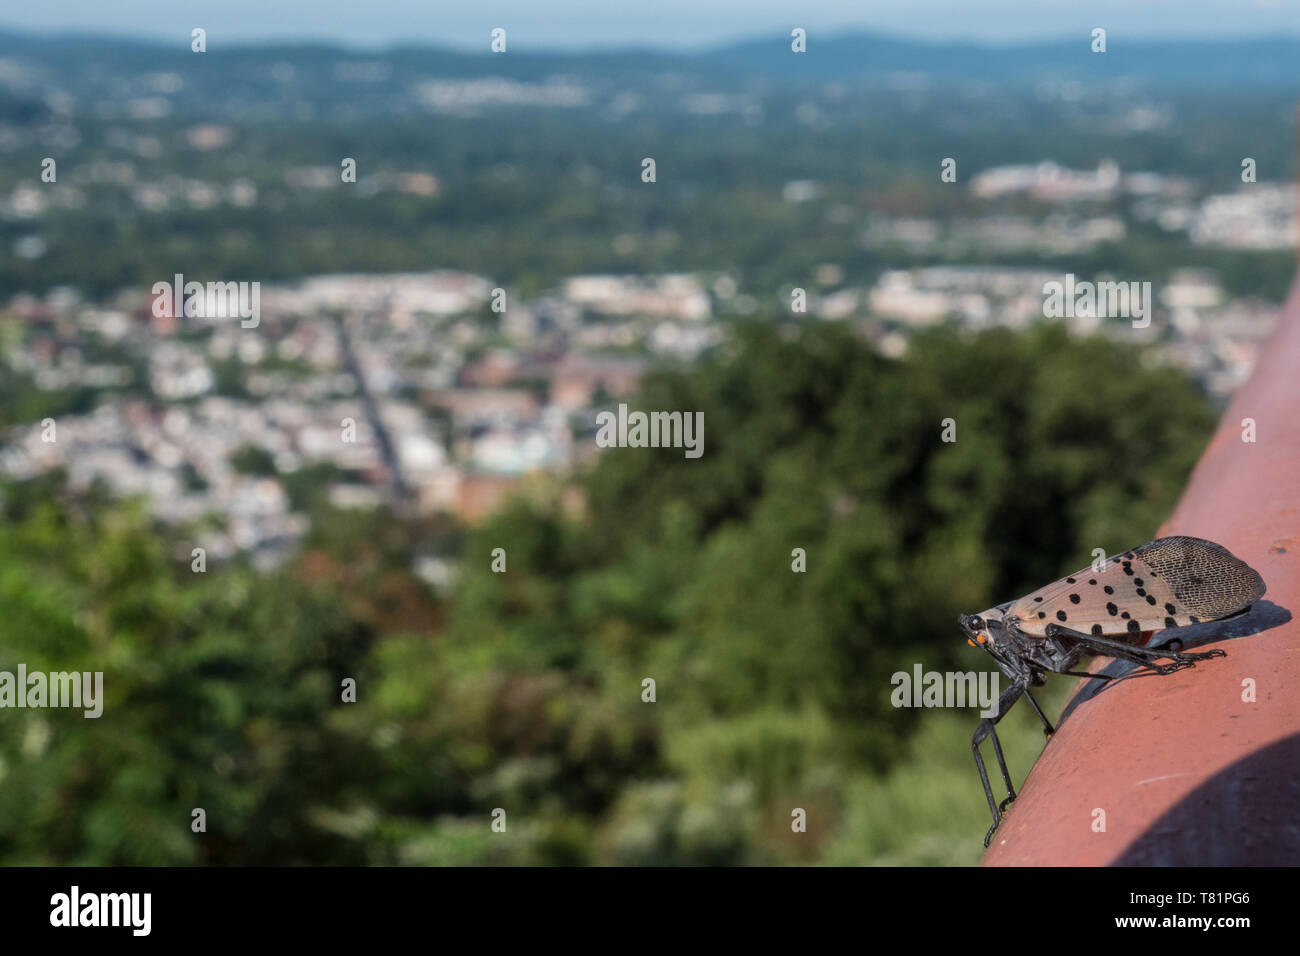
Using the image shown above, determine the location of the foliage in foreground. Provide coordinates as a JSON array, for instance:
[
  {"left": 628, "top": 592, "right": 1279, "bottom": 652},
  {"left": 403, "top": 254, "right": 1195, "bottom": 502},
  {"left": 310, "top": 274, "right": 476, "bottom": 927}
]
[{"left": 0, "top": 323, "right": 1215, "bottom": 863}]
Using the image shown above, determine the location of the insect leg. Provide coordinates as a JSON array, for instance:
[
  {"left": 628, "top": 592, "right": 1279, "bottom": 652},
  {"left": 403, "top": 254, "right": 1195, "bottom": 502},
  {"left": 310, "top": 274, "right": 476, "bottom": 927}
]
[
  {"left": 1058, "top": 669, "right": 1115, "bottom": 682},
  {"left": 1062, "top": 635, "right": 1184, "bottom": 672},
  {"left": 973, "top": 720, "right": 1017, "bottom": 846},
  {"left": 972, "top": 721, "right": 1000, "bottom": 837},
  {"left": 1045, "top": 624, "right": 1225, "bottom": 675},
  {"left": 1023, "top": 688, "right": 1055, "bottom": 736},
  {"left": 1044, "top": 633, "right": 1115, "bottom": 683},
  {"left": 972, "top": 678, "right": 1027, "bottom": 846},
  {"left": 1051, "top": 632, "right": 1161, "bottom": 672}
]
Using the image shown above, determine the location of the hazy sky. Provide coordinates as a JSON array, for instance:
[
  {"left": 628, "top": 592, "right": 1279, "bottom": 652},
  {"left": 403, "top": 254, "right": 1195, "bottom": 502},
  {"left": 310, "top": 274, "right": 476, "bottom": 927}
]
[{"left": 4, "top": 1, "right": 1298, "bottom": 50}]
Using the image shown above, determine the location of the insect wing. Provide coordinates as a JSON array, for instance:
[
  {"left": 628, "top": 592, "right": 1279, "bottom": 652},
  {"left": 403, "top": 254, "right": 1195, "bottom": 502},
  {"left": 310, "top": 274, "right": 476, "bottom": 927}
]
[{"left": 1007, "top": 536, "right": 1264, "bottom": 640}]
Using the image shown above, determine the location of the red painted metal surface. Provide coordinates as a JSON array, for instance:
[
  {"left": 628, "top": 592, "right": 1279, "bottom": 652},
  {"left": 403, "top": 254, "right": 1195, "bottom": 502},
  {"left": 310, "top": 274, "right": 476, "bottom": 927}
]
[{"left": 982, "top": 175, "right": 1300, "bottom": 867}]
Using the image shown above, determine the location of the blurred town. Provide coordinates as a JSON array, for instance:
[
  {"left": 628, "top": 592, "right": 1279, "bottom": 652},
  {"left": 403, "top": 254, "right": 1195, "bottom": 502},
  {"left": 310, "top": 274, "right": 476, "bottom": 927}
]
[
  {"left": 1, "top": 30, "right": 1295, "bottom": 573},
  {"left": 1, "top": 165, "right": 1290, "bottom": 569}
]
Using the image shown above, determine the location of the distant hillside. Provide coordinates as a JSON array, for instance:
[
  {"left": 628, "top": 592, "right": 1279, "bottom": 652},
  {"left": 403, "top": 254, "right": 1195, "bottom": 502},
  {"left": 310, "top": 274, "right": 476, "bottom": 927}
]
[{"left": 0, "top": 26, "right": 1298, "bottom": 91}]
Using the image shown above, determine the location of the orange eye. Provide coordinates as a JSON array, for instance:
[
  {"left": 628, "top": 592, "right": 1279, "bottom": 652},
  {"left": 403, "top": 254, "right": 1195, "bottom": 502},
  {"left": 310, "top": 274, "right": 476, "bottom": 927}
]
[{"left": 976, "top": 633, "right": 988, "bottom": 644}]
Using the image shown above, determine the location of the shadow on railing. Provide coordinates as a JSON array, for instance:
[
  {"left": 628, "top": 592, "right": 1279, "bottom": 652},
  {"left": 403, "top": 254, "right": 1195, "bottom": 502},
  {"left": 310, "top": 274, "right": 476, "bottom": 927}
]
[{"left": 981, "top": 132, "right": 1300, "bottom": 867}]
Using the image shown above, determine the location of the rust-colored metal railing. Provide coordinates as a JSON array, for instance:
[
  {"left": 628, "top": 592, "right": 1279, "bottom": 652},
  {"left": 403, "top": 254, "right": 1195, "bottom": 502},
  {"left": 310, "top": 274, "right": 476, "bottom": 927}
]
[{"left": 982, "top": 145, "right": 1300, "bottom": 867}]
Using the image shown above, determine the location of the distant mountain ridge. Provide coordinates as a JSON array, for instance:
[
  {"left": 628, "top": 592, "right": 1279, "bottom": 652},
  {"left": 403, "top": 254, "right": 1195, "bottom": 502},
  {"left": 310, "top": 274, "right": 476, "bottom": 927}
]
[{"left": 0, "top": 26, "right": 1298, "bottom": 89}]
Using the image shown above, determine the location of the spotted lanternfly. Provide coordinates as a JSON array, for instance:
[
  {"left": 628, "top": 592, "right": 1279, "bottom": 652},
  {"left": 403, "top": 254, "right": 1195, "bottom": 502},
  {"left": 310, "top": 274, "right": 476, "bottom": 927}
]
[{"left": 959, "top": 535, "right": 1265, "bottom": 846}]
